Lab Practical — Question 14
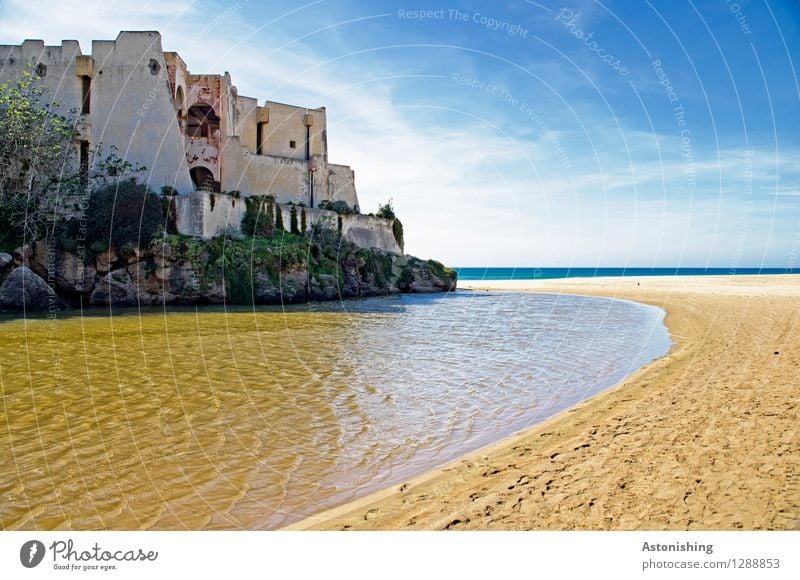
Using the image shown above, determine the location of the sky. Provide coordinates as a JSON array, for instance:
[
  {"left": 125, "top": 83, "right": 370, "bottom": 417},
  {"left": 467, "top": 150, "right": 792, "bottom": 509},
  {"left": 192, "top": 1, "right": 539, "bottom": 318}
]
[{"left": 1, "top": 0, "right": 798, "bottom": 267}]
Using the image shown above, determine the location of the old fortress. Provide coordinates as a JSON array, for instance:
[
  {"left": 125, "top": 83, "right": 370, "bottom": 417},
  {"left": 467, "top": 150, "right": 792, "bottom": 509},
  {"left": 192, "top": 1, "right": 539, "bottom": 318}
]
[{"left": 0, "top": 31, "right": 400, "bottom": 253}]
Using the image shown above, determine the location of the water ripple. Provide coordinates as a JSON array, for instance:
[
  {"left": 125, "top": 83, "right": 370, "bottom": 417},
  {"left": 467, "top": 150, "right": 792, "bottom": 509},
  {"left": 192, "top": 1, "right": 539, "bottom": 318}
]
[{"left": 0, "top": 291, "right": 670, "bottom": 529}]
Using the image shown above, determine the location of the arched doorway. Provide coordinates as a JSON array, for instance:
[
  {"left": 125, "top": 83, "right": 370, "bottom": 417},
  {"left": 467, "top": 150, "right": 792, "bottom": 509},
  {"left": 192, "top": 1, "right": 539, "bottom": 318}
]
[
  {"left": 190, "top": 166, "right": 219, "bottom": 192},
  {"left": 186, "top": 104, "right": 219, "bottom": 138}
]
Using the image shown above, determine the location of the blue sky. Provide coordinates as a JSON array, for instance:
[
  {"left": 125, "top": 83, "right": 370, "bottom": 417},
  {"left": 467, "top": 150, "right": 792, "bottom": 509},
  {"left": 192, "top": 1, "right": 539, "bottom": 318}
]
[{"left": 1, "top": 0, "right": 798, "bottom": 267}]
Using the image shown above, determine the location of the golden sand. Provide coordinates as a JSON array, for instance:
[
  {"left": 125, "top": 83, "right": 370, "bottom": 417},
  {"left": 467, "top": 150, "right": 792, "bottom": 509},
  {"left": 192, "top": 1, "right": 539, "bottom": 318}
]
[{"left": 288, "top": 275, "right": 800, "bottom": 530}]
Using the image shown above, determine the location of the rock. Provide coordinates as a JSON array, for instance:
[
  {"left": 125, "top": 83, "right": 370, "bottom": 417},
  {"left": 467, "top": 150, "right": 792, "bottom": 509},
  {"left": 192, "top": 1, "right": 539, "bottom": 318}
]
[
  {"left": 89, "top": 268, "right": 136, "bottom": 306},
  {"left": 253, "top": 273, "right": 281, "bottom": 303},
  {"left": 27, "top": 242, "right": 97, "bottom": 296},
  {"left": 0, "top": 252, "right": 12, "bottom": 271},
  {"left": 200, "top": 275, "right": 226, "bottom": 303},
  {"left": 309, "top": 274, "right": 339, "bottom": 301},
  {"left": 56, "top": 253, "right": 96, "bottom": 296},
  {"left": 399, "top": 259, "right": 458, "bottom": 293},
  {"left": 280, "top": 268, "right": 308, "bottom": 303},
  {"left": 0, "top": 266, "right": 63, "bottom": 311},
  {"left": 95, "top": 248, "right": 118, "bottom": 273},
  {"left": 12, "top": 245, "right": 33, "bottom": 268},
  {"left": 128, "top": 260, "right": 173, "bottom": 305},
  {"left": 253, "top": 269, "right": 308, "bottom": 304}
]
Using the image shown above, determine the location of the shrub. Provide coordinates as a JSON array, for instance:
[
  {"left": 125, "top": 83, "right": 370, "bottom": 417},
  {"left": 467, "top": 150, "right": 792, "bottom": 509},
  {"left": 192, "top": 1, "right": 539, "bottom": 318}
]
[
  {"left": 376, "top": 199, "right": 395, "bottom": 220},
  {"left": 85, "top": 179, "right": 163, "bottom": 249},
  {"left": 300, "top": 207, "right": 307, "bottom": 234},
  {"left": 392, "top": 218, "right": 404, "bottom": 249},
  {"left": 290, "top": 205, "right": 299, "bottom": 234},
  {"left": 242, "top": 195, "right": 274, "bottom": 238},
  {"left": 318, "top": 199, "right": 357, "bottom": 215}
]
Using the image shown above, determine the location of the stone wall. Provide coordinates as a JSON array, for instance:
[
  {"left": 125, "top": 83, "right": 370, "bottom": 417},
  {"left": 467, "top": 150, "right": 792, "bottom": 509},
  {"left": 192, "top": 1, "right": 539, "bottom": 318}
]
[
  {"left": 326, "top": 163, "right": 359, "bottom": 209},
  {"left": 175, "top": 191, "right": 246, "bottom": 239},
  {"left": 89, "top": 32, "right": 195, "bottom": 193},
  {"left": 175, "top": 192, "right": 401, "bottom": 254}
]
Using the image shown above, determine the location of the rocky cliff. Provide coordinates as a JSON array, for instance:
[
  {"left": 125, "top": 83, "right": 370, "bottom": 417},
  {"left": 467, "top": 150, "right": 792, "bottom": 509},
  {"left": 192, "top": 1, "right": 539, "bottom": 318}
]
[{"left": 0, "top": 235, "right": 457, "bottom": 312}]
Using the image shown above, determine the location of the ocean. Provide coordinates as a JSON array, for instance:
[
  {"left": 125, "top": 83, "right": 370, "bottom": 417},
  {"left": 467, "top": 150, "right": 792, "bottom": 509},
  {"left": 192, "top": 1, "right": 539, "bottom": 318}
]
[{"left": 455, "top": 267, "right": 797, "bottom": 281}]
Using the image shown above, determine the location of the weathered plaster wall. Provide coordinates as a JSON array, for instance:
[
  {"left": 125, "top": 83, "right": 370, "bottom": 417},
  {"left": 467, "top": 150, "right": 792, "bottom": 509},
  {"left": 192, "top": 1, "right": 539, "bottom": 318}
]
[
  {"left": 341, "top": 214, "right": 402, "bottom": 254},
  {"left": 236, "top": 95, "right": 258, "bottom": 153},
  {"left": 0, "top": 39, "right": 83, "bottom": 111},
  {"left": 326, "top": 163, "right": 359, "bottom": 209},
  {"left": 226, "top": 151, "right": 328, "bottom": 205},
  {"left": 90, "top": 32, "right": 194, "bottom": 193},
  {"left": 260, "top": 102, "right": 327, "bottom": 161},
  {"left": 175, "top": 191, "right": 245, "bottom": 239}
]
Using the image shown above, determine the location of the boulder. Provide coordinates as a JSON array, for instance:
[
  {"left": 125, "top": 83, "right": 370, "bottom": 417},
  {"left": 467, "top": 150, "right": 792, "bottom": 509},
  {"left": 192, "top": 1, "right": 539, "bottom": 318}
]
[
  {"left": 309, "top": 274, "right": 340, "bottom": 301},
  {"left": 89, "top": 268, "right": 136, "bottom": 306},
  {"left": 12, "top": 244, "right": 33, "bottom": 268},
  {"left": 0, "top": 266, "right": 63, "bottom": 311},
  {"left": 95, "top": 248, "right": 118, "bottom": 273},
  {"left": 0, "top": 252, "right": 12, "bottom": 271},
  {"left": 399, "top": 259, "right": 458, "bottom": 293},
  {"left": 253, "top": 269, "right": 308, "bottom": 304}
]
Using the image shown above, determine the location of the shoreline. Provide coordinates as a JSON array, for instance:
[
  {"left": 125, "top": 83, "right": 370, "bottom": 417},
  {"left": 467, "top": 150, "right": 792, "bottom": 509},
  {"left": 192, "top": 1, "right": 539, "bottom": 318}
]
[{"left": 286, "top": 274, "right": 800, "bottom": 530}]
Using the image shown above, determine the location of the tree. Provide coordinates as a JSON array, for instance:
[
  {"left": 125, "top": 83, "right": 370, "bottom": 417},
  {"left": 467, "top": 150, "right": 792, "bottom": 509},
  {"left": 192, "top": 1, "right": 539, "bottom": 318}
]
[
  {"left": 300, "top": 207, "right": 307, "bottom": 234},
  {"left": 290, "top": 204, "right": 299, "bottom": 234},
  {"left": 0, "top": 70, "right": 144, "bottom": 250},
  {"left": 0, "top": 70, "right": 78, "bottom": 247},
  {"left": 275, "top": 204, "right": 284, "bottom": 231}
]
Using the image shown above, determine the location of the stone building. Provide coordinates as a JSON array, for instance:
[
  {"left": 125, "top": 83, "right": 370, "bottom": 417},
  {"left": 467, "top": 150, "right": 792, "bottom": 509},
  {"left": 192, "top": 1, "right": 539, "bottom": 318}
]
[{"left": 0, "top": 31, "right": 400, "bottom": 253}]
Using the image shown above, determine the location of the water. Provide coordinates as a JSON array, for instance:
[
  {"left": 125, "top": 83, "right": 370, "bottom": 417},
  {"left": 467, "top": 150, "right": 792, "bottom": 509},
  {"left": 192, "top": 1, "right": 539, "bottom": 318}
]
[
  {"left": 456, "top": 267, "right": 798, "bottom": 281},
  {"left": 0, "top": 292, "right": 670, "bottom": 530}
]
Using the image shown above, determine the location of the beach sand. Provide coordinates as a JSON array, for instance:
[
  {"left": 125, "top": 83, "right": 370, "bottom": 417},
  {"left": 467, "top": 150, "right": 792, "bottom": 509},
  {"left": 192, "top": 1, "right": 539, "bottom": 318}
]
[{"left": 287, "top": 275, "right": 800, "bottom": 530}]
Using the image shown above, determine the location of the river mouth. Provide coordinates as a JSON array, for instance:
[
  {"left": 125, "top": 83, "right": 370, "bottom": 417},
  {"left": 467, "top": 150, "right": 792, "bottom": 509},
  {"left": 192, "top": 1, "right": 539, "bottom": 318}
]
[{"left": 0, "top": 291, "right": 670, "bottom": 530}]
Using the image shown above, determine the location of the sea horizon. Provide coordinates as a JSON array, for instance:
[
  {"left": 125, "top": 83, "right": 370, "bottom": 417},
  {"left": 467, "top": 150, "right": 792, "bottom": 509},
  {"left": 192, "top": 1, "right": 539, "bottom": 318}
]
[{"left": 455, "top": 267, "right": 798, "bottom": 281}]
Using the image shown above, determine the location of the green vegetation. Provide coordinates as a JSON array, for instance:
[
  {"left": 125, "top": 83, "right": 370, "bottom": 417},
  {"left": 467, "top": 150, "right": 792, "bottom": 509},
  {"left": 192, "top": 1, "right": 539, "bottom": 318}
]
[
  {"left": 392, "top": 218, "right": 404, "bottom": 249},
  {"left": 290, "top": 205, "right": 299, "bottom": 234},
  {"left": 318, "top": 199, "right": 357, "bottom": 215},
  {"left": 300, "top": 207, "right": 307, "bottom": 233},
  {"left": 376, "top": 199, "right": 396, "bottom": 220},
  {"left": 84, "top": 179, "right": 163, "bottom": 249},
  {"left": 275, "top": 204, "right": 284, "bottom": 231},
  {"left": 426, "top": 259, "right": 456, "bottom": 281},
  {"left": 0, "top": 70, "right": 145, "bottom": 252},
  {"left": 242, "top": 195, "right": 275, "bottom": 238},
  {"left": 358, "top": 249, "right": 393, "bottom": 287}
]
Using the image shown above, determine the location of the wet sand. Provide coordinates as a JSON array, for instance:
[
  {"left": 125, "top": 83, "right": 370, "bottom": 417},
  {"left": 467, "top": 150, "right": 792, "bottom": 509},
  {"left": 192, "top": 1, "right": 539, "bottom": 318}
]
[{"left": 287, "top": 275, "right": 800, "bottom": 530}]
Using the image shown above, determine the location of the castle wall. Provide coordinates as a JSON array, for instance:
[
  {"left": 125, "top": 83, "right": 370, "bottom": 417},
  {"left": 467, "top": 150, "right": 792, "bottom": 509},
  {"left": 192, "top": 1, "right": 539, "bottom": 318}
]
[
  {"left": 341, "top": 213, "right": 402, "bottom": 254},
  {"left": 175, "top": 191, "right": 246, "bottom": 239},
  {"left": 260, "top": 102, "right": 327, "bottom": 161},
  {"left": 236, "top": 95, "right": 258, "bottom": 153},
  {"left": 176, "top": 194, "right": 401, "bottom": 254},
  {"left": 89, "top": 32, "right": 194, "bottom": 193},
  {"left": 224, "top": 150, "right": 327, "bottom": 205},
  {"left": 0, "top": 39, "right": 83, "bottom": 112},
  {"left": 325, "top": 163, "right": 359, "bottom": 210}
]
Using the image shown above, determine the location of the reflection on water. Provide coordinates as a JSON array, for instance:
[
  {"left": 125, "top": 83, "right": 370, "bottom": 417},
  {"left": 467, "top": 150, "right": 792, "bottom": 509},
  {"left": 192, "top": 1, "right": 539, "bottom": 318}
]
[{"left": 0, "top": 291, "right": 670, "bottom": 529}]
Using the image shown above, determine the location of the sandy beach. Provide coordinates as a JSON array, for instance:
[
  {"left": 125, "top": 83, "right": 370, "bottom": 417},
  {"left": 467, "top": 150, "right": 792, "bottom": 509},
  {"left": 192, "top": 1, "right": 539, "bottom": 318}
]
[{"left": 287, "top": 275, "right": 800, "bottom": 530}]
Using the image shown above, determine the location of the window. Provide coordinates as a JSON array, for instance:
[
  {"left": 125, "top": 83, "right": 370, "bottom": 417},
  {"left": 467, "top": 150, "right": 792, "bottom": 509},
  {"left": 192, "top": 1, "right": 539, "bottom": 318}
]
[
  {"left": 186, "top": 104, "right": 220, "bottom": 139},
  {"left": 289, "top": 140, "right": 296, "bottom": 149},
  {"left": 81, "top": 76, "right": 91, "bottom": 115}
]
